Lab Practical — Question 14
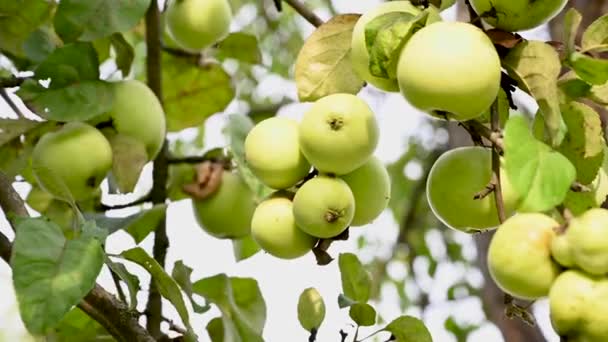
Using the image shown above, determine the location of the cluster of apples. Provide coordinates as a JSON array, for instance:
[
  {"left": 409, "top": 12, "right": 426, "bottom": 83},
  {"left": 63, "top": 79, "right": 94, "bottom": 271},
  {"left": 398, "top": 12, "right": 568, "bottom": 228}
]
[{"left": 31, "top": 80, "right": 166, "bottom": 202}]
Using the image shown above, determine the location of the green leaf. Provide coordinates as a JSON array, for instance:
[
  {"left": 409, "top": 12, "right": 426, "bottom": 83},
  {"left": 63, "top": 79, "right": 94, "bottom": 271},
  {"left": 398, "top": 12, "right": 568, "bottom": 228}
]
[
  {"left": 162, "top": 54, "right": 234, "bottom": 131},
  {"left": 11, "top": 217, "right": 104, "bottom": 335},
  {"left": 558, "top": 77, "right": 591, "bottom": 100},
  {"left": 105, "top": 132, "right": 148, "bottom": 193},
  {"left": 386, "top": 145, "right": 419, "bottom": 221},
  {"left": 503, "top": 41, "right": 563, "bottom": 146},
  {"left": 589, "top": 81, "right": 608, "bottom": 105},
  {"left": 86, "top": 204, "right": 166, "bottom": 242},
  {"left": 0, "top": 0, "right": 54, "bottom": 58},
  {"left": 568, "top": 52, "right": 608, "bottom": 85},
  {"left": 34, "top": 42, "right": 99, "bottom": 88},
  {"left": 121, "top": 247, "right": 197, "bottom": 341},
  {"left": 206, "top": 317, "right": 224, "bottom": 342},
  {"left": 216, "top": 32, "right": 261, "bottom": 64},
  {"left": 23, "top": 26, "right": 59, "bottom": 63},
  {"left": 172, "top": 260, "right": 210, "bottom": 314},
  {"left": 383, "top": 316, "right": 432, "bottom": 342},
  {"left": 106, "top": 259, "right": 140, "bottom": 310},
  {"left": 110, "top": 33, "right": 134, "bottom": 76},
  {"left": 167, "top": 163, "right": 197, "bottom": 201},
  {"left": 582, "top": 14, "right": 608, "bottom": 52},
  {"left": 233, "top": 235, "right": 261, "bottom": 262},
  {"left": 558, "top": 102, "right": 605, "bottom": 184},
  {"left": 563, "top": 8, "right": 582, "bottom": 55},
  {"left": 349, "top": 303, "right": 376, "bottom": 327},
  {"left": 47, "top": 307, "right": 110, "bottom": 341},
  {"left": 295, "top": 14, "right": 365, "bottom": 102},
  {"left": 434, "top": 0, "right": 456, "bottom": 10},
  {"left": 193, "top": 274, "right": 266, "bottom": 342},
  {"left": 504, "top": 116, "right": 576, "bottom": 212},
  {"left": 338, "top": 253, "right": 371, "bottom": 303},
  {"left": 0, "top": 118, "right": 42, "bottom": 147},
  {"left": 54, "top": 0, "right": 151, "bottom": 42}
]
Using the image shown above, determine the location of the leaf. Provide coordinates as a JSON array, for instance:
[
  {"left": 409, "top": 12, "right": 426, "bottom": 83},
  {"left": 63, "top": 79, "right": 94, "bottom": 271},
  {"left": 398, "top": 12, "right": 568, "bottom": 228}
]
[
  {"left": 193, "top": 274, "right": 266, "bottom": 342},
  {"left": 54, "top": 0, "right": 151, "bottom": 42},
  {"left": 216, "top": 32, "right": 261, "bottom": 64},
  {"left": 589, "top": 82, "right": 608, "bottom": 105},
  {"left": 504, "top": 116, "right": 576, "bottom": 212},
  {"left": 233, "top": 235, "right": 261, "bottom": 262},
  {"left": 168, "top": 163, "right": 197, "bottom": 201},
  {"left": 383, "top": 316, "right": 432, "bottom": 342},
  {"left": 337, "top": 293, "right": 357, "bottom": 308},
  {"left": 349, "top": 303, "right": 376, "bottom": 327},
  {"left": 34, "top": 42, "right": 99, "bottom": 88},
  {"left": 295, "top": 14, "right": 365, "bottom": 102},
  {"left": 0, "top": 118, "right": 42, "bottom": 147},
  {"left": 563, "top": 8, "right": 582, "bottom": 55},
  {"left": 172, "top": 260, "right": 210, "bottom": 314},
  {"left": 86, "top": 204, "right": 166, "bottom": 242},
  {"left": 582, "top": 14, "right": 608, "bottom": 52},
  {"left": 11, "top": 217, "right": 104, "bottom": 335},
  {"left": 568, "top": 52, "right": 608, "bottom": 85},
  {"left": 338, "top": 253, "right": 371, "bottom": 303},
  {"left": 121, "top": 247, "right": 197, "bottom": 341},
  {"left": 0, "top": 0, "right": 54, "bottom": 58},
  {"left": 106, "top": 259, "right": 140, "bottom": 310},
  {"left": 110, "top": 33, "right": 134, "bottom": 76},
  {"left": 386, "top": 144, "right": 419, "bottom": 221},
  {"left": 206, "top": 317, "right": 225, "bottom": 342},
  {"left": 558, "top": 77, "right": 591, "bottom": 100},
  {"left": 47, "top": 307, "right": 110, "bottom": 341},
  {"left": 23, "top": 26, "right": 59, "bottom": 63},
  {"left": 503, "top": 41, "right": 564, "bottom": 146},
  {"left": 105, "top": 132, "right": 148, "bottom": 193}
]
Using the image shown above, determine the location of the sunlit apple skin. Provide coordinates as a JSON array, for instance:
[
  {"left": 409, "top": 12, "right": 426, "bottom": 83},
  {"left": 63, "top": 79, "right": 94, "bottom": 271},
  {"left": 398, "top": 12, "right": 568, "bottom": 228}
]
[
  {"left": 561, "top": 209, "right": 608, "bottom": 275},
  {"left": 550, "top": 270, "right": 608, "bottom": 341},
  {"left": 340, "top": 156, "right": 390, "bottom": 226},
  {"left": 298, "top": 287, "right": 326, "bottom": 331},
  {"left": 245, "top": 117, "right": 311, "bottom": 189},
  {"left": 397, "top": 22, "right": 501, "bottom": 121},
  {"left": 165, "top": 0, "right": 232, "bottom": 52},
  {"left": 488, "top": 213, "right": 561, "bottom": 300},
  {"left": 299, "top": 94, "right": 379, "bottom": 175},
  {"left": 293, "top": 176, "right": 355, "bottom": 238},
  {"left": 250, "top": 192, "right": 317, "bottom": 259},
  {"left": 551, "top": 234, "right": 575, "bottom": 268},
  {"left": 32, "top": 122, "right": 112, "bottom": 202},
  {"left": 470, "top": 0, "right": 568, "bottom": 32},
  {"left": 192, "top": 171, "right": 256, "bottom": 239},
  {"left": 426, "top": 146, "right": 519, "bottom": 232},
  {"left": 350, "top": 1, "right": 421, "bottom": 92}
]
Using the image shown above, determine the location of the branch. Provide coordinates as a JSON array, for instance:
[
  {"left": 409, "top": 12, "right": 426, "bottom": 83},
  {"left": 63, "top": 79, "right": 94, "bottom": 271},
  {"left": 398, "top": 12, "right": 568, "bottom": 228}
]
[
  {"left": 97, "top": 194, "right": 152, "bottom": 211},
  {"left": 462, "top": 120, "right": 504, "bottom": 152},
  {"left": 0, "top": 88, "right": 25, "bottom": 118},
  {"left": 284, "top": 0, "right": 324, "bottom": 27},
  {"left": 0, "top": 75, "right": 25, "bottom": 88},
  {"left": 167, "top": 155, "right": 216, "bottom": 164},
  {"left": 0, "top": 171, "right": 28, "bottom": 231},
  {"left": 490, "top": 102, "right": 506, "bottom": 223}
]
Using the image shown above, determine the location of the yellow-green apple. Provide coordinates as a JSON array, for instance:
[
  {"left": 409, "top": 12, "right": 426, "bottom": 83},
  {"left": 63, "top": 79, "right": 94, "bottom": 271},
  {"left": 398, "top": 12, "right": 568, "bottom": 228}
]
[
  {"left": 340, "top": 156, "right": 390, "bottom": 226},
  {"left": 245, "top": 117, "right": 311, "bottom": 189},
  {"left": 470, "top": 0, "right": 568, "bottom": 32},
  {"left": 293, "top": 175, "right": 355, "bottom": 238},
  {"left": 397, "top": 21, "right": 501, "bottom": 121},
  {"left": 488, "top": 213, "right": 561, "bottom": 299},
  {"left": 564, "top": 168, "right": 608, "bottom": 215},
  {"left": 250, "top": 192, "right": 317, "bottom": 259},
  {"left": 298, "top": 287, "right": 326, "bottom": 331},
  {"left": 31, "top": 122, "right": 112, "bottom": 201},
  {"left": 299, "top": 94, "right": 379, "bottom": 175},
  {"left": 192, "top": 171, "right": 255, "bottom": 239},
  {"left": 426, "top": 146, "right": 520, "bottom": 232},
  {"left": 165, "top": 0, "right": 232, "bottom": 51},
  {"left": 350, "top": 1, "right": 421, "bottom": 91}
]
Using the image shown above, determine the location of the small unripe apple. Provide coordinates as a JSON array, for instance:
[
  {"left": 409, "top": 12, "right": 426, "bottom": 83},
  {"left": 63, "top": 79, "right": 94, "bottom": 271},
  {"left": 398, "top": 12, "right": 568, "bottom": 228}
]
[
  {"left": 397, "top": 21, "right": 501, "bottom": 121},
  {"left": 293, "top": 175, "right": 355, "bottom": 238},
  {"left": 192, "top": 171, "right": 255, "bottom": 239},
  {"left": 298, "top": 287, "right": 326, "bottom": 331},
  {"left": 250, "top": 192, "right": 317, "bottom": 259},
  {"left": 32, "top": 122, "right": 112, "bottom": 202},
  {"left": 562, "top": 208, "right": 608, "bottom": 275},
  {"left": 488, "top": 213, "right": 561, "bottom": 300},
  {"left": 299, "top": 94, "right": 379, "bottom": 175},
  {"left": 340, "top": 156, "right": 390, "bottom": 226},
  {"left": 245, "top": 117, "right": 311, "bottom": 189},
  {"left": 350, "top": 1, "right": 421, "bottom": 92},
  {"left": 165, "top": 0, "right": 232, "bottom": 52},
  {"left": 426, "top": 146, "right": 520, "bottom": 232},
  {"left": 470, "top": 0, "right": 568, "bottom": 32}
]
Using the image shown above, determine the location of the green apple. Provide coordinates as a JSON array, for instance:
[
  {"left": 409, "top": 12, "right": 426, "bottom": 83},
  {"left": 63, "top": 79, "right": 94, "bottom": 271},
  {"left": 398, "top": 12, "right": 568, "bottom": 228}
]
[
  {"left": 550, "top": 270, "right": 608, "bottom": 341},
  {"left": 397, "top": 21, "right": 501, "bottom": 121},
  {"left": 293, "top": 175, "right": 355, "bottom": 238},
  {"left": 340, "top": 156, "right": 390, "bottom": 226},
  {"left": 165, "top": 0, "right": 232, "bottom": 52},
  {"left": 299, "top": 94, "right": 379, "bottom": 175},
  {"left": 104, "top": 80, "right": 166, "bottom": 160},
  {"left": 488, "top": 213, "right": 561, "bottom": 300},
  {"left": 298, "top": 287, "right": 326, "bottom": 331},
  {"left": 564, "top": 168, "right": 608, "bottom": 216},
  {"left": 561, "top": 208, "right": 608, "bottom": 275},
  {"left": 426, "top": 146, "right": 520, "bottom": 232},
  {"left": 250, "top": 192, "right": 317, "bottom": 259},
  {"left": 551, "top": 234, "right": 574, "bottom": 268},
  {"left": 350, "top": 1, "right": 421, "bottom": 92},
  {"left": 470, "top": 0, "right": 568, "bottom": 32},
  {"left": 31, "top": 122, "right": 112, "bottom": 202},
  {"left": 245, "top": 117, "right": 311, "bottom": 189},
  {"left": 192, "top": 171, "right": 255, "bottom": 239}
]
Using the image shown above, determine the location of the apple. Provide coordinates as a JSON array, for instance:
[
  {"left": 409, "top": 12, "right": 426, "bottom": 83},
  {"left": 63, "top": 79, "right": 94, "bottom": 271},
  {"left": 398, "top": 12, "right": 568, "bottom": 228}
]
[
  {"left": 245, "top": 117, "right": 311, "bottom": 189},
  {"left": 299, "top": 94, "right": 379, "bottom": 175},
  {"left": 298, "top": 287, "right": 326, "bottom": 331},
  {"left": 564, "top": 168, "right": 608, "bottom": 216},
  {"left": 31, "top": 122, "right": 112, "bottom": 202},
  {"left": 549, "top": 270, "right": 608, "bottom": 341},
  {"left": 293, "top": 175, "right": 355, "bottom": 238},
  {"left": 426, "top": 146, "right": 520, "bottom": 232},
  {"left": 551, "top": 234, "right": 574, "bottom": 269},
  {"left": 557, "top": 209, "right": 608, "bottom": 275},
  {"left": 165, "top": 0, "right": 232, "bottom": 52},
  {"left": 488, "top": 213, "right": 561, "bottom": 300},
  {"left": 340, "top": 156, "right": 390, "bottom": 226},
  {"left": 470, "top": 0, "right": 568, "bottom": 32},
  {"left": 192, "top": 171, "right": 255, "bottom": 239},
  {"left": 250, "top": 192, "right": 317, "bottom": 259},
  {"left": 397, "top": 21, "right": 501, "bottom": 121},
  {"left": 350, "top": 1, "right": 421, "bottom": 92}
]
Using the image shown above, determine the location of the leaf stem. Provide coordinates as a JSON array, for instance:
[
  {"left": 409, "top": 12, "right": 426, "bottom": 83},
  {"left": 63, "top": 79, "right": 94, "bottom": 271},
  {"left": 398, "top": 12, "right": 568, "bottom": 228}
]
[
  {"left": 110, "top": 267, "right": 128, "bottom": 304},
  {"left": 284, "top": 0, "right": 324, "bottom": 27},
  {"left": 97, "top": 193, "right": 152, "bottom": 211}
]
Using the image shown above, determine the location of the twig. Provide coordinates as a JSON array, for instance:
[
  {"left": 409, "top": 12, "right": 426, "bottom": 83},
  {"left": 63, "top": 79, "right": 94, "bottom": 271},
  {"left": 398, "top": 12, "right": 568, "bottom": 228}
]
[
  {"left": 110, "top": 268, "right": 127, "bottom": 304},
  {"left": 161, "top": 44, "right": 201, "bottom": 59},
  {"left": 474, "top": 181, "right": 496, "bottom": 200},
  {"left": 167, "top": 156, "right": 217, "bottom": 164},
  {"left": 339, "top": 329, "right": 348, "bottom": 342},
  {"left": 161, "top": 316, "right": 187, "bottom": 335},
  {"left": 465, "top": 0, "right": 484, "bottom": 29},
  {"left": 490, "top": 101, "right": 506, "bottom": 223},
  {"left": 570, "top": 182, "right": 591, "bottom": 193},
  {"left": 463, "top": 120, "right": 504, "bottom": 152},
  {"left": 97, "top": 194, "right": 152, "bottom": 211},
  {"left": 284, "top": 0, "right": 324, "bottom": 27},
  {"left": 0, "top": 75, "right": 25, "bottom": 88},
  {"left": 0, "top": 89, "right": 25, "bottom": 118},
  {"left": 308, "top": 328, "right": 318, "bottom": 342}
]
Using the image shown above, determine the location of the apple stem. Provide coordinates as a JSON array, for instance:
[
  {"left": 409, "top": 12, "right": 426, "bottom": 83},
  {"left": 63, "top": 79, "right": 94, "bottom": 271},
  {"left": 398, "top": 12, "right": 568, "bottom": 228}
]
[
  {"left": 325, "top": 210, "right": 341, "bottom": 223},
  {"left": 327, "top": 117, "right": 344, "bottom": 131}
]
